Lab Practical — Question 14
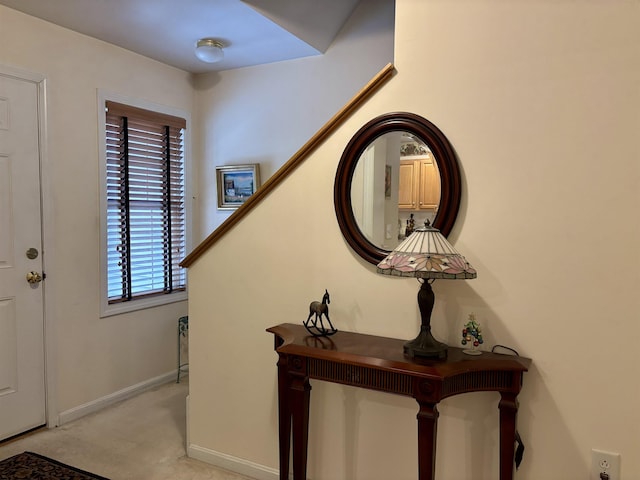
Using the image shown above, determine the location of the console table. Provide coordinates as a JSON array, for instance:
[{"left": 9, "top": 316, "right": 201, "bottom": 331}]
[{"left": 268, "top": 323, "right": 531, "bottom": 480}]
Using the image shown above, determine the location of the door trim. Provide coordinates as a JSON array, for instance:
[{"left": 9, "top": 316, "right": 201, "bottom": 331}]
[{"left": 0, "top": 64, "right": 57, "bottom": 428}]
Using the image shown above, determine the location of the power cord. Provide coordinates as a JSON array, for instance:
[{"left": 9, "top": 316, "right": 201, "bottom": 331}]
[{"left": 491, "top": 344, "right": 519, "bottom": 356}]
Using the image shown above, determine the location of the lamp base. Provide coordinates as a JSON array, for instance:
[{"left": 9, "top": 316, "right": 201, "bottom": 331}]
[{"left": 403, "top": 326, "right": 448, "bottom": 359}]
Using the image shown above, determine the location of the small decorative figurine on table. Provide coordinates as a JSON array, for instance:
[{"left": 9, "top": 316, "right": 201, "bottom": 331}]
[
  {"left": 461, "top": 313, "right": 483, "bottom": 355},
  {"left": 304, "top": 289, "right": 338, "bottom": 337}
]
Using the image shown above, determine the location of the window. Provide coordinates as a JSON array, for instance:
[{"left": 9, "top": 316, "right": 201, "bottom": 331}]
[{"left": 104, "top": 100, "right": 187, "bottom": 309}]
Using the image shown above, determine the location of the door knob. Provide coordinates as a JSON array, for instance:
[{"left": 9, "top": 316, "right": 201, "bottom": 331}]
[{"left": 26, "top": 271, "right": 43, "bottom": 284}]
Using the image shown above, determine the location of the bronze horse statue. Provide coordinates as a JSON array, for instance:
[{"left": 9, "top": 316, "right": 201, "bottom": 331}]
[{"left": 304, "top": 289, "right": 337, "bottom": 337}]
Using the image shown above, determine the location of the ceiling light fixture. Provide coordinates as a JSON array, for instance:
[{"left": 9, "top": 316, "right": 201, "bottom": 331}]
[{"left": 195, "top": 38, "right": 224, "bottom": 63}]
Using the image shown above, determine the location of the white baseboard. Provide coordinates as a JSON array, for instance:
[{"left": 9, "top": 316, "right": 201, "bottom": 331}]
[
  {"left": 187, "top": 443, "right": 282, "bottom": 480},
  {"left": 57, "top": 370, "right": 177, "bottom": 425}
]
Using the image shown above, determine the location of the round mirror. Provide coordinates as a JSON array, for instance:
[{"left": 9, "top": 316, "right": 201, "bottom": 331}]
[{"left": 334, "top": 112, "right": 461, "bottom": 265}]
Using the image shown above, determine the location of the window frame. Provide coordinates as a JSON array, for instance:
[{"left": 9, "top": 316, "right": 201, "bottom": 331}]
[{"left": 98, "top": 90, "right": 191, "bottom": 317}]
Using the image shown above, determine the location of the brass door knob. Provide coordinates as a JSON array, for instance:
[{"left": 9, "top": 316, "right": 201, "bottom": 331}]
[{"left": 26, "top": 271, "right": 43, "bottom": 284}]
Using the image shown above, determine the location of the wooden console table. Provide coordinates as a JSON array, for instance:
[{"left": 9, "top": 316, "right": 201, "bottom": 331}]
[{"left": 268, "top": 323, "right": 531, "bottom": 480}]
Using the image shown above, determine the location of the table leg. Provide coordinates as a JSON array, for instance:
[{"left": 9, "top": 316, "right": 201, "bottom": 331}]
[
  {"left": 291, "top": 375, "right": 311, "bottom": 480},
  {"left": 277, "top": 357, "right": 291, "bottom": 480},
  {"left": 498, "top": 392, "right": 519, "bottom": 480},
  {"left": 416, "top": 401, "right": 439, "bottom": 480}
]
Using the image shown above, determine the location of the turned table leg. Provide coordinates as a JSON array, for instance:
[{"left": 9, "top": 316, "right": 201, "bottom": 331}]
[
  {"left": 291, "top": 376, "right": 311, "bottom": 480},
  {"left": 277, "top": 357, "right": 291, "bottom": 480},
  {"left": 499, "top": 392, "right": 519, "bottom": 480},
  {"left": 416, "top": 401, "right": 439, "bottom": 480}
]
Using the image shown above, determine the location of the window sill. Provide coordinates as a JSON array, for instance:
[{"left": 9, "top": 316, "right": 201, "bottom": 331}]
[{"left": 100, "top": 290, "right": 187, "bottom": 318}]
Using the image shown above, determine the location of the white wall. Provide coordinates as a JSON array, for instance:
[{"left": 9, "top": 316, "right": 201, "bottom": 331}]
[
  {"left": 187, "top": 1, "right": 640, "bottom": 479},
  {"left": 0, "top": 6, "right": 191, "bottom": 416},
  {"left": 191, "top": 0, "right": 395, "bottom": 241}
]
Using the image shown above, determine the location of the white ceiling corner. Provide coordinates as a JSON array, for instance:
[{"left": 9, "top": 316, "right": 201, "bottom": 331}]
[{"left": 241, "top": 0, "right": 360, "bottom": 53}]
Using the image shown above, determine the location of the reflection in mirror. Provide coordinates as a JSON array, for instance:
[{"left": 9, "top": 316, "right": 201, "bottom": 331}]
[
  {"left": 334, "top": 112, "right": 461, "bottom": 266},
  {"left": 350, "top": 132, "right": 441, "bottom": 251}
]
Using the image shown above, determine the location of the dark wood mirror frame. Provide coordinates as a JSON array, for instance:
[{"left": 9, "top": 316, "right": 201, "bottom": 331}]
[{"left": 334, "top": 112, "right": 461, "bottom": 265}]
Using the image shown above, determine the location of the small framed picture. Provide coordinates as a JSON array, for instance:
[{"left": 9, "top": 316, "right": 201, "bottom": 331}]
[
  {"left": 385, "top": 165, "right": 392, "bottom": 197},
  {"left": 216, "top": 164, "right": 261, "bottom": 210}
]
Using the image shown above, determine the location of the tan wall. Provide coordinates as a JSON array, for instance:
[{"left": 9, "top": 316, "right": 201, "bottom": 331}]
[
  {"left": 187, "top": 1, "right": 640, "bottom": 479},
  {"left": 0, "top": 6, "right": 191, "bottom": 414},
  {"left": 191, "top": 0, "right": 395, "bottom": 242}
]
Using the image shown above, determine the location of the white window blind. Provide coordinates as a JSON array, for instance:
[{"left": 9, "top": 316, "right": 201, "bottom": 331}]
[{"left": 105, "top": 101, "right": 186, "bottom": 303}]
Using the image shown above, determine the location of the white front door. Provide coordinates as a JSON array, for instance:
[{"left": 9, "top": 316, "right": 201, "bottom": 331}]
[{"left": 0, "top": 70, "right": 46, "bottom": 440}]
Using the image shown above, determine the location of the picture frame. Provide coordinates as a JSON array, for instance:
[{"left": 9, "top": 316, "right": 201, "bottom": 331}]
[
  {"left": 385, "top": 165, "right": 392, "bottom": 197},
  {"left": 216, "top": 164, "right": 261, "bottom": 210}
]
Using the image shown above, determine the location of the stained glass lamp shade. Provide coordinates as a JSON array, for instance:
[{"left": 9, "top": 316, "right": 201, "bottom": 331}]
[{"left": 377, "top": 221, "right": 477, "bottom": 358}]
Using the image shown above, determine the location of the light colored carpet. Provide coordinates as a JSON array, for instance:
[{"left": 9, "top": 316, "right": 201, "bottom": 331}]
[{"left": 0, "top": 379, "right": 252, "bottom": 480}]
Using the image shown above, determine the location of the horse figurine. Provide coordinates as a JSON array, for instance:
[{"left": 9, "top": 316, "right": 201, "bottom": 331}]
[{"left": 304, "top": 289, "right": 337, "bottom": 337}]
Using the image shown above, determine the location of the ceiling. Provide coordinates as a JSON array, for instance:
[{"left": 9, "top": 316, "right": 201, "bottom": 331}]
[{"left": 0, "top": 0, "right": 360, "bottom": 73}]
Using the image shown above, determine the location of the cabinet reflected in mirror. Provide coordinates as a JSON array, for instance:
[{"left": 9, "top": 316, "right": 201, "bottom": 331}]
[
  {"left": 334, "top": 112, "right": 461, "bottom": 265},
  {"left": 350, "top": 132, "right": 441, "bottom": 250}
]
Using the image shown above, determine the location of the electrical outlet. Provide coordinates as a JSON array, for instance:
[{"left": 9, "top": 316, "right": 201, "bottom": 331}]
[{"left": 591, "top": 449, "right": 621, "bottom": 480}]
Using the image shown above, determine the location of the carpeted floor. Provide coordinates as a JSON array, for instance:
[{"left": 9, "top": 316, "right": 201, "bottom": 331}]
[
  {"left": 0, "top": 380, "right": 251, "bottom": 480},
  {"left": 0, "top": 451, "right": 109, "bottom": 479}
]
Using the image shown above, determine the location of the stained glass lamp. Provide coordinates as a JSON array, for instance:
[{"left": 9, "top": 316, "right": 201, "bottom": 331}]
[{"left": 377, "top": 220, "right": 477, "bottom": 358}]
